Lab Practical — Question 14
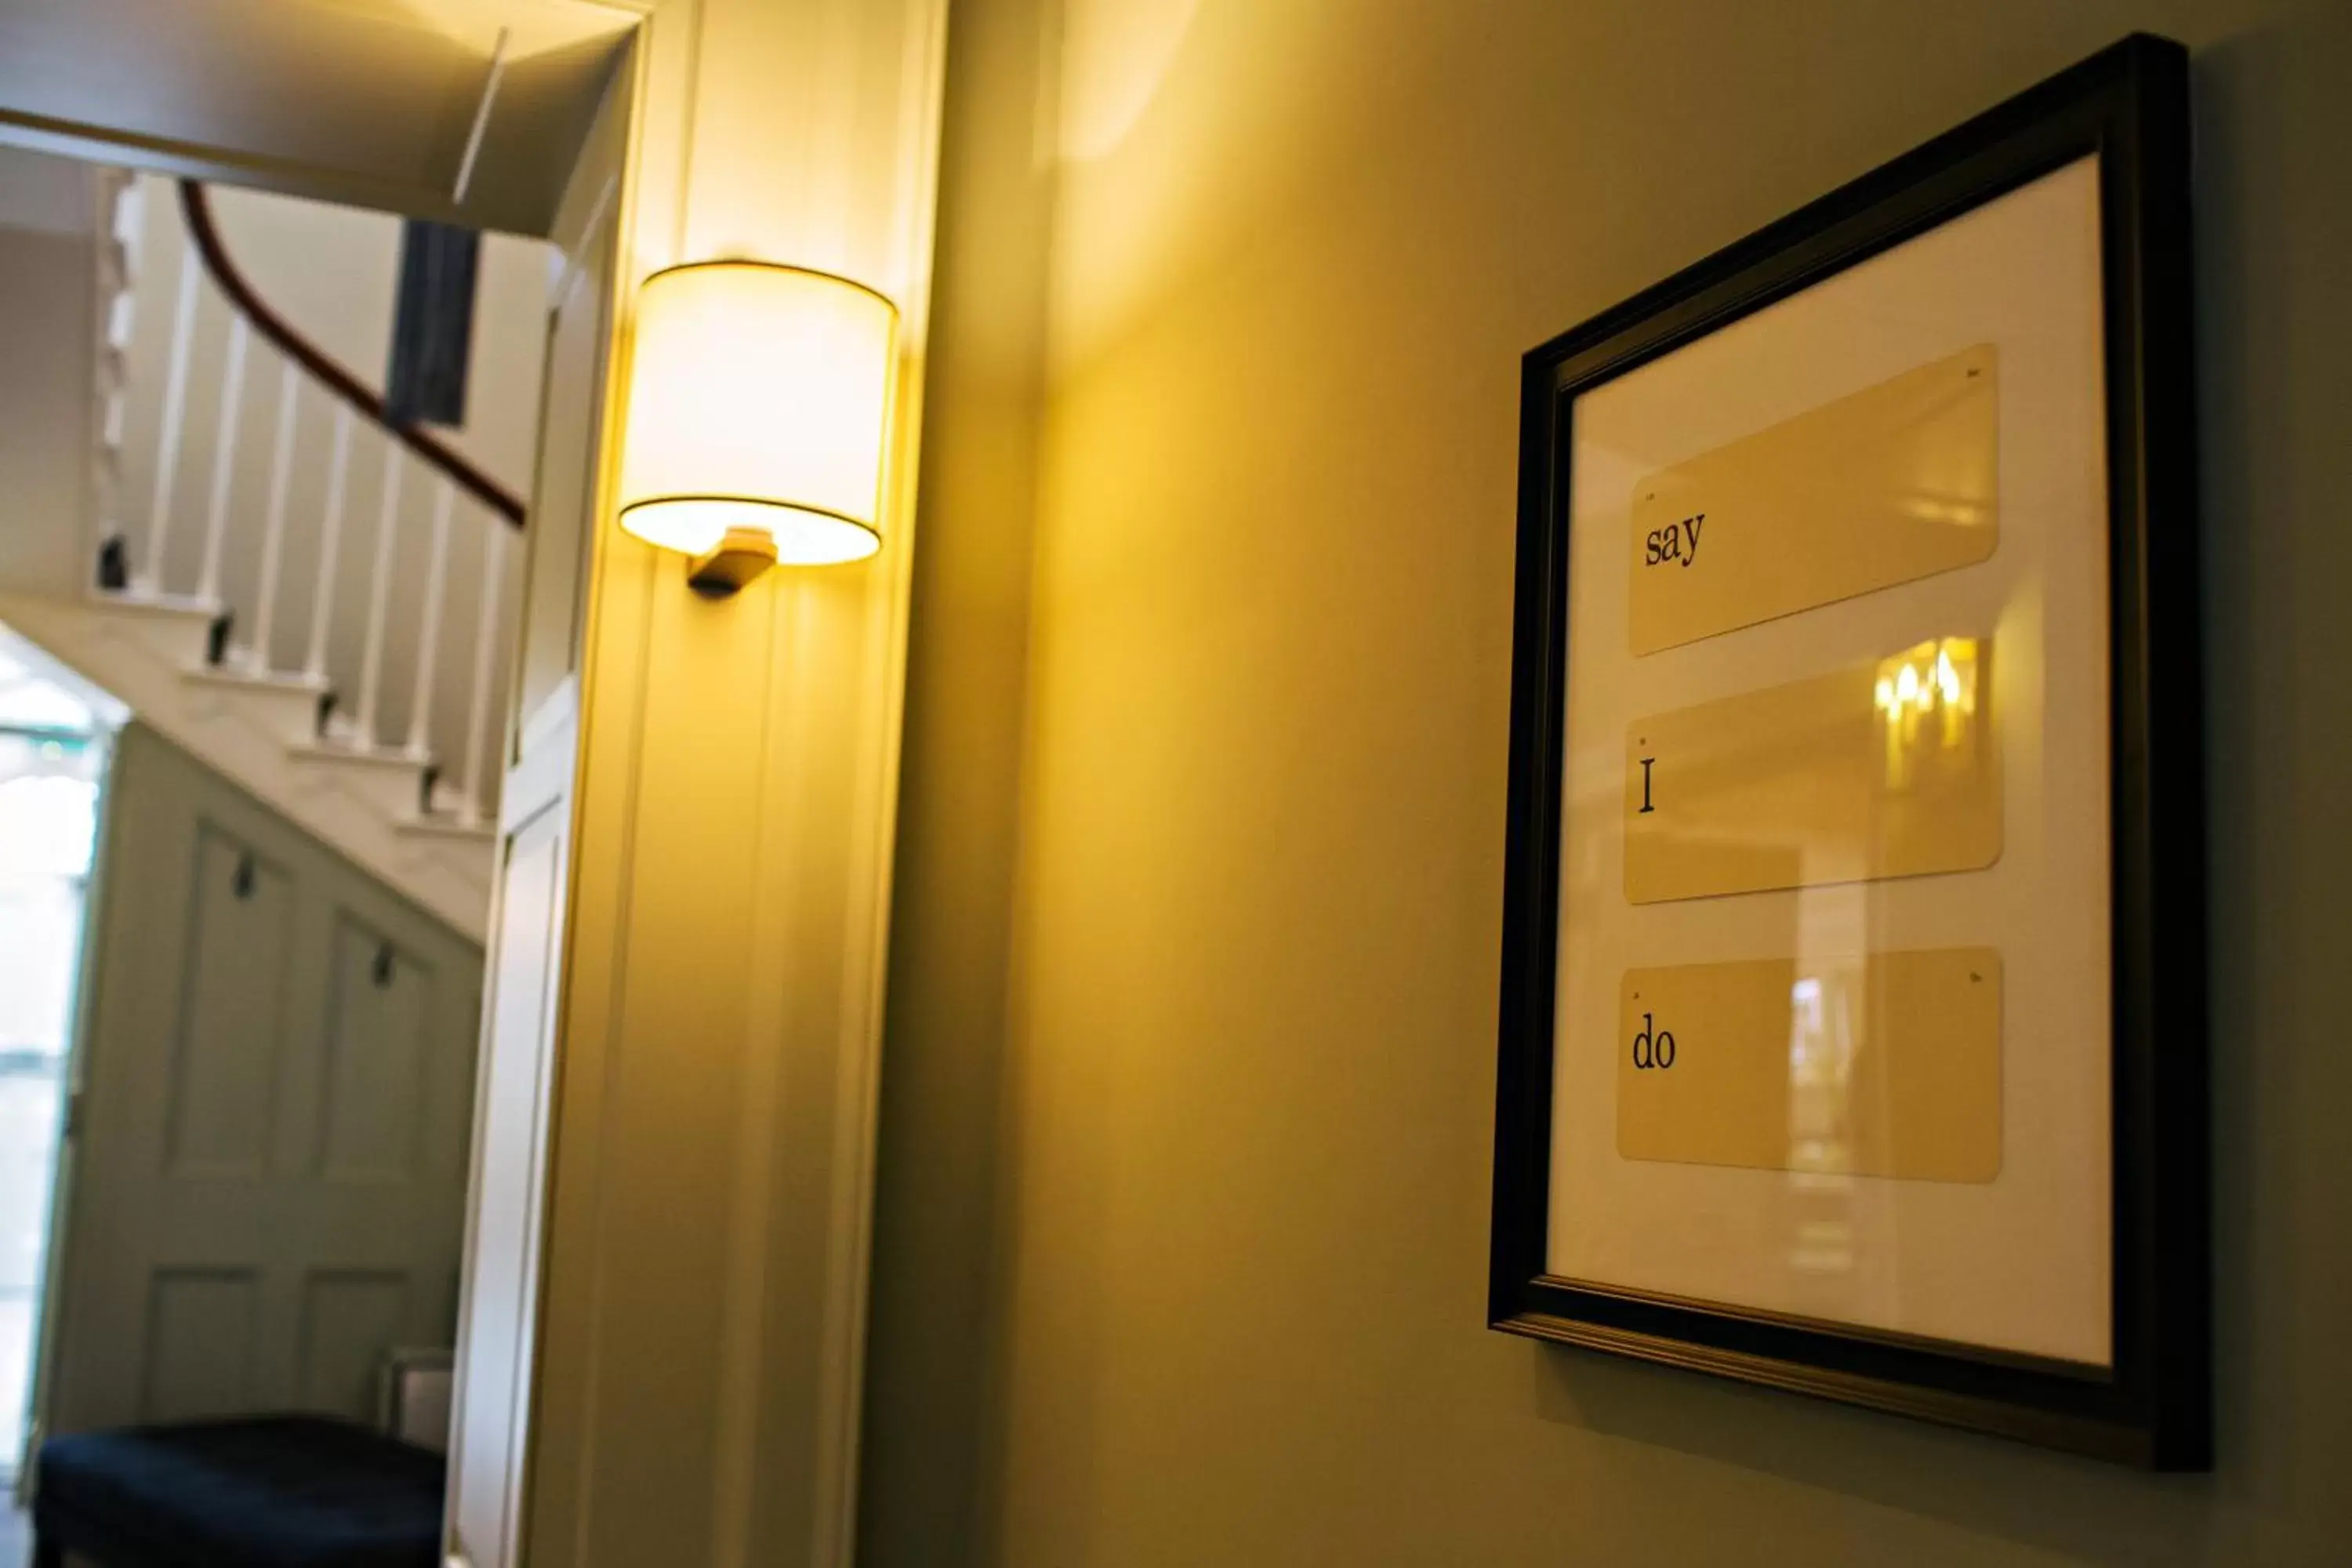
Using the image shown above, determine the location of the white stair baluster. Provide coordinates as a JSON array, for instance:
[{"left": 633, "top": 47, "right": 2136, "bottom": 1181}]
[
  {"left": 195, "top": 313, "right": 251, "bottom": 604},
  {"left": 405, "top": 481, "right": 456, "bottom": 762},
  {"left": 141, "top": 252, "right": 202, "bottom": 594},
  {"left": 110, "top": 180, "right": 143, "bottom": 254},
  {"left": 303, "top": 406, "right": 355, "bottom": 685},
  {"left": 105, "top": 291, "right": 136, "bottom": 354},
  {"left": 354, "top": 447, "right": 405, "bottom": 746},
  {"left": 459, "top": 521, "right": 506, "bottom": 822},
  {"left": 247, "top": 361, "right": 301, "bottom": 672}
]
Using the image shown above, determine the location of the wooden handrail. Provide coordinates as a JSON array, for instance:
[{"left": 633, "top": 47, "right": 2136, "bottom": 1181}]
[{"left": 177, "top": 180, "right": 526, "bottom": 528}]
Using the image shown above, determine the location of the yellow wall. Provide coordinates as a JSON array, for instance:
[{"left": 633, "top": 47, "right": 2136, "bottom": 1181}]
[{"left": 869, "top": 0, "right": 2352, "bottom": 1562}]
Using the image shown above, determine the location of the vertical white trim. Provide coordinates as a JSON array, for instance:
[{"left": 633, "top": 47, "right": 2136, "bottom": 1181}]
[
  {"left": 459, "top": 523, "right": 506, "bottom": 823},
  {"left": 247, "top": 362, "right": 301, "bottom": 672},
  {"left": 194, "top": 314, "right": 251, "bottom": 604},
  {"left": 142, "top": 256, "right": 202, "bottom": 594},
  {"left": 304, "top": 407, "right": 355, "bottom": 684},
  {"left": 355, "top": 448, "right": 405, "bottom": 742},
  {"left": 406, "top": 482, "right": 457, "bottom": 760},
  {"left": 523, "top": 2, "right": 950, "bottom": 1563}
]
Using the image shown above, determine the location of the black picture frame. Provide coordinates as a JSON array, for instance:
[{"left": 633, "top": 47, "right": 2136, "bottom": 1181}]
[{"left": 1489, "top": 34, "right": 2207, "bottom": 1468}]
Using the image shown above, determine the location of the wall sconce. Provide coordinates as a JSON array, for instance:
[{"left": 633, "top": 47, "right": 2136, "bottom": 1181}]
[{"left": 616, "top": 260, "right": 900, "bottom": 595}]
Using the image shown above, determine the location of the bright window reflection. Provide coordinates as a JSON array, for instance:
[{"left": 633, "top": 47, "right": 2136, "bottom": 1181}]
[
  {"left": 0, "top": 642, "right": 107, "bottom": 1478},
  {"left": 0, "top": 775, "right": 97, "bottom": 882}
]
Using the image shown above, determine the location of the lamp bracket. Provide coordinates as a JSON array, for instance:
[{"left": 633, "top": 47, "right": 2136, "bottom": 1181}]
[{"left": 687, "top": 528, "right": 779, "bottom": 597}]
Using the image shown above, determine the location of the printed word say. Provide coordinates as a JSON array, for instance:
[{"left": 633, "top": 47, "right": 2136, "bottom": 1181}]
[{"left": 1643, "top": 513, "right": 1705, "bottom": 568}]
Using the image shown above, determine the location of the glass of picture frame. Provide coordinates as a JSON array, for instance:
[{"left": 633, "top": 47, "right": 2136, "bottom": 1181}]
[{"left": 1488, "top": 34, "right": 2208, "bottom": 1468}]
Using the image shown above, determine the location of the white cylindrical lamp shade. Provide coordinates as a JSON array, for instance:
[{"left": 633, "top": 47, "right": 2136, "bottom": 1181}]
[{"left": 617, "top": 260, "right": 899, "bottom": 564}]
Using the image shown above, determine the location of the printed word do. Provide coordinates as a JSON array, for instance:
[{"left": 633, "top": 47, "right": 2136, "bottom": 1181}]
[{"left": 1631, "top": 1011, "right": 1677, "bottom": 1070}]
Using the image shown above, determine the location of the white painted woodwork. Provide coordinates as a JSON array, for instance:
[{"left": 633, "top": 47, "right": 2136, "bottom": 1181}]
[
  {"left": 508, "top": 183, "right": 610, "bottom": 732},
  {"left": 304, "top": 405, "right": 355, "bottom": 683},
  {"left": 140, "top": 253, "right": 199, "bottom": 594},
  {"left": 246, "top": 360, "right": 299, "bottom": 670},
  {"left": 60, "top": 162, "right": 531, "bottom": 929},
  {"left": 103, "top": 288, "right": 133, "bottom": 352},
  {"left": 441, "top": 76, "right": 617, "bottom": 1568},
  {"left": 354, "top": 450, "right": 405, "bottom": 742},
  {"left": 407, "top": 482, "right": 456, "bottom": 757},
  {"left": 454, "top": 1, "right": 953, "bottom": 1563},
  {"left": 459, "top": 525, "right": 505, "bottom": 820},
  {"left": 108, "top": 176, "right": 141, "bottom": 252},
  {"left": 181, "top": 663, "right": 328, "bottom": 746},
  {"left": 0, "top": 150, "right": 503, "bottom": 933},
  {"left": 43, "top": 725, "right": 482, "bottom": 1439},
  {"left": 0, "top": 589, "right": 494, "bottom": 938},
  {"left": 194, "top": 311, "right": 249, "bottom": 603},
  {"left": 445, "top": 699, "right": 572, "bottom": 1568}
]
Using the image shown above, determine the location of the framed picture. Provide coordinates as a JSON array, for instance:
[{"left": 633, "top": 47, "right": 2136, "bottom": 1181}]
[{"left": 1489, "top": 34, "right": 2207, "bottom": 1468}]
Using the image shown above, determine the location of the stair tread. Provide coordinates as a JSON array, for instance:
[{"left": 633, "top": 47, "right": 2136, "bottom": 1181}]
[
  {"left": 397, "top": 811, "right": 494, "bottom": 842},
  {"left": 89, "top": 586, "right": 221, "bottom": 619},
  {"left": 289, "top": 739, "right": 433, "bottom": 771},
  {"left": 181, "top": 662, "right": 329, "bottom": 695}
]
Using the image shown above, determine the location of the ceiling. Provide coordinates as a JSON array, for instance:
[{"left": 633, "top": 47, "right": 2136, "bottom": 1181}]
[{"left": 0, "top": 0, "right": 637, "bottom": 236}]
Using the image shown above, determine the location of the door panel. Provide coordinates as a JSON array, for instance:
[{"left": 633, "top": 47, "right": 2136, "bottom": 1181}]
[
  {"left": 315, "top": 917, "right": 436, "bottom": 1184},
  {"left": 141, "top": 1268, "right": 258, "bottom": 1421},
  {"left": 45, "top": 724, "right": 484, "bottom": 1439},
  {"left": 164, "top": 830, "right": 292, "bottom": 1178}
]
